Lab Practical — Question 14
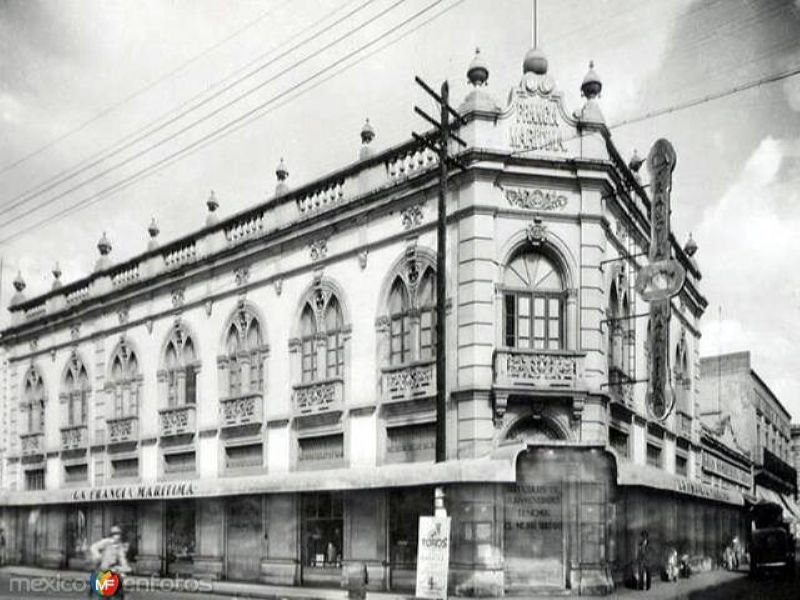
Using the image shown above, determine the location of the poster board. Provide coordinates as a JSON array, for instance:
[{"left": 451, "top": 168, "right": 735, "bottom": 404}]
[{"left": 415, "top": 515, "right": 451, "bottom": 599}]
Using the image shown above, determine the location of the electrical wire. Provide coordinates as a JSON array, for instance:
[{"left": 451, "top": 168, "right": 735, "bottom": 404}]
[
  {"left": 0, "top": 0, "right": 461, "bottom": 245},
  {"left": 0, "top": 0, "right": 294, "bottom": 178}
]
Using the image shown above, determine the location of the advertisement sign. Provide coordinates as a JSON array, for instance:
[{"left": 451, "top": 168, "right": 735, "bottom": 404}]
[{"left": 415, "top": 516, "right": 451, "bottom": 599}]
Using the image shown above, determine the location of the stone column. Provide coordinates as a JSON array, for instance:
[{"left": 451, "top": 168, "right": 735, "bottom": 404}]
[
  {"left": 344, "top": 490, "right": 387, "bottom": 590},
  {"left": 262, "top": 493, "right": 299, "bottom": 585}
]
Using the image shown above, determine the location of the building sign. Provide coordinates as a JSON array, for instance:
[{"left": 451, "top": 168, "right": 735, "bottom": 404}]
[
  {"left": 702, "top": 452, "right": 751, "bottom": 488},
  {"left": 510, "top": 92, "right": 567, "bottom": 154},
  {"left": 416, "top": 516, "right": 451, "bottom": 599},
  {"left": 638, "top": 138, "right": 684, "bottom": 422},
  {"left": 504, "top": 483, "right": 564, "bottom": 588},
  {"left": 675, "top": 479, "right": 739, "bottom": 504},
  {"left": 71, "top": 481, "right": 196, "bottom": 503}
]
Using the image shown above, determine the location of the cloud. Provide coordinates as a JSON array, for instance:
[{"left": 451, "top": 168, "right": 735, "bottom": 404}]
[{"left": 697, "top": 136, "right": 800, "bottom": 419}]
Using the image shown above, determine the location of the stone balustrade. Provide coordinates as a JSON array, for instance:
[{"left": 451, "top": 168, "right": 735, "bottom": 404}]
[
  {"left": 60, "top": 424, "right": 88, "bottom": 451},
  {"left": 8, "top": 137, "right": 444, "bottom": 322},
  {"left": 107, "top": 415, "right": 139, "bottom": 444},
  {"left": 494, "top": 348, "right": 584, "bottom": 389},
  {"left": 224, "top": 210, "right": 266, "bottom": 246},
  {"left": 110, "top": 262, "right": 141, "bottom": 288},
  {"left": 162, "top": 240, "right": 197, "bottom": 270},
  {"left": 381, "top": 360, "right": 436, "bottom": 403},
  {"left": 158, "top": 405, "right": 197, "bottom": 437},
  {"left": 19, "top": 432, "right": 44, "bottom": 456},
  {"left": 220, "top": 393, "right": 264, "bottom": 428},
  {"left": 292, "top": 378, "right": 343, "bottom": 416}
]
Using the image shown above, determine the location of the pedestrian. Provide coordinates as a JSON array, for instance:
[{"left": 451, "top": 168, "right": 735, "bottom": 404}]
[
  {"left": 636, "top": 530, "right": 651, "bottom": 590},
  {"left": 88, "top": 525, "right": 130, "bottom": 599}
]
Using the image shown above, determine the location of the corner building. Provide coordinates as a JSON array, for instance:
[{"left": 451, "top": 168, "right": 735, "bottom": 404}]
[{"left": 0, "top": 47, "right": 746, "bottom": 595}]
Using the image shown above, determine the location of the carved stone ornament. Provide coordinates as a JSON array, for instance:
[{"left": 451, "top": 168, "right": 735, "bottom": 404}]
[
  {"left": 117, "top": 307, "right": 129, "bottom": 325},
  {"left": 358, "top": 250, "right": 368, "bottom": 270},
  {"left": 70, "top": 324, "right": 81, "bottom": 340},
  {"left": 526, "top": 218, "right": 547, "bottom": 247},
  {"left": 145, "top": 319, "right": 154, "bottom": 334},
  {"left": 400, "top": 204, "right": 424, "bottom": 229},
  {"left": 234, "top": 266, "right": 250, "bottom": 287},
  {"left": 29, "top": 338, "right": 38, "bottom": 351},
  {"left": 204, "top": 299, "right": 213, "bottom": 317},
  {"left": 505, "top": 188, "right": 567, "bottom": 211},
  {"left": 50, "top": 349, "right": 56, "bottom": 362},
  {"left": 274, "top": 277, "right": 283, "bottom": 296},
  {"left": 171, "top": 288, "right": 185, "bottom": 308},
  {"left": 309, "top": 238, "right": 328, "bottom": 262}
]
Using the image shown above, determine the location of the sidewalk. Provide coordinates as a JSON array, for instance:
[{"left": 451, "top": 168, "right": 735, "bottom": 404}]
[{"left": 0, "top": 564, "right": 747, "bottom": 599}]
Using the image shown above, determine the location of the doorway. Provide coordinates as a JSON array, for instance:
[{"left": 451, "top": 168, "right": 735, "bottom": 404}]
[{"left": 225, "top": 496, "right": 263, "bottom": 581}]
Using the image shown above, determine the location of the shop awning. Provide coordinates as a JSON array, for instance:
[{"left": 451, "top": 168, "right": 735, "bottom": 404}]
[
  {"left": 616, "top": 461, "right": 745, "bottom": 506},
  {"left": 754, "top": 484, "right": 786, "bottom": 508},
  {"left": 778, "top": 492, "right": 800, "bottom": 523},
  {"left": 0, "top": 451, "right": 524, "bottom": 507}
]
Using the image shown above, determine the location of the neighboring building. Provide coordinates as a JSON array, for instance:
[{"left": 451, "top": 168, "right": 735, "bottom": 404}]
[
  {"left": 0, "top": 44, "right": 744, "bottom": 595},
  {"left": 699, "top": 352, "right": 798, "bottom": 528},
  {"left": 792, "top": 424, "right": 800, "bottom": 504}
]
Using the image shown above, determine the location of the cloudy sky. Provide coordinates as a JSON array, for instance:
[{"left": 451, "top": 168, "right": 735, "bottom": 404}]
[{"left": 1, "top": 0, "right": 799, "bottom": 418}]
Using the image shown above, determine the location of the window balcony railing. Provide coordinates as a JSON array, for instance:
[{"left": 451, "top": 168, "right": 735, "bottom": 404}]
[
  {"left": 19, "top": 432, "right": 44, "bottom": 456},
  {"left": 60, "top": 424, "right": 88, "bottom": 451},
  {"left": 494, "top": 348, "right": 584, "bottom": 389},
  {"left": 608, "top": 366, "right": 634, "bottom": 408},
  {"left": 158, "top": 405, "right": 196, "bottom": 437},
  {"left": 220, "top": 392, "right": 264, "bottom": 428},
  {"left": 292, "top": 377, "right": 344, "bottom": 416},
  {"left": 106, "top": 415, "right": 139, "bottom": 444},
  {"left": 381, "top": 359, "right": 436, "bottom": 403}
]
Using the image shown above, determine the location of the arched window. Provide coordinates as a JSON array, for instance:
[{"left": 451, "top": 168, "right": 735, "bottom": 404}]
[
  {"left": 22, "top": 367, "right": 45, "bottom": 434},
  {"left": 108, "top": 341, "right": 140, "bottom": 419},
  {"left": 417, "top": 268, "right": 436, "bottom": 361},
  {"left": 161, "top": 324, "right": 199, "bottom": 407},
  {"left": 221, "top": 306, "right": 266, "bottom": 397},
  {"left": 502, "top": 251, "right": 565, "bottom": 350},
  {"left": 389, "top": 278, "right": 411, "bottom": 365},
  {"left": 382, "top": 261, "right": 437, "bottom": 367},
  {"left": 674, "top": 334, "right": 690, "bottom": 414},
  {"left": 298, "top": 291, "right": 347, "bottom": 383},
  {"left": 607, "top": 283, "right": 620, "bottom": 374},
  {"left": 62, "top": 353, "right": 90, "bottom": 426}
]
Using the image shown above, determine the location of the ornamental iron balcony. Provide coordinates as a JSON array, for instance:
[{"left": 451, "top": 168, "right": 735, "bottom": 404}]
[
  {"left": 19, "top": 432, "right": 44, "bottom": 457},
  {"left": 60, "top": 424, "right": 88, "bottom": 451},
  {"left": 494, "top": 348, "right": 583, "bottom": 389},
  {"left": 382, "top": 360, "right": 435, "bottom": 403},
  {"left": 107, "top": 415, "right": 139, "bottom": 444},
  {"left": 159, "top": 405, "right": 197, "bottom": 437},
  {"left": 292, "top": 378, "right": 343, "bottom": 416},
  {"left": 220, "top": 393, "right": 264, "bottom": 428},
  {"left": 608, "top": 366, "right": 634, "bottom": 408}
]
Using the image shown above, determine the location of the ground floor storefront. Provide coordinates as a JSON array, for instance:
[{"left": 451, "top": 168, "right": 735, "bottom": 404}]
[{"left": 0, "top": 445, "right": 749, "bottom": 596}]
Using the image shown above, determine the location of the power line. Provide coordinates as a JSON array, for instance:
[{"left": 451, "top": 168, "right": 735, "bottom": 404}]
[
  {"left": 0, "top": 0, "right": 408, "bottom": 228},
  {"left": 0, "top": 0, "right": 460, "bottom": 245},
  {"left": 0, "top": 0, "right": 293, "bottom": 178},
  {"left": 0, "top": 0, "right": 380, "bottom": 215}
]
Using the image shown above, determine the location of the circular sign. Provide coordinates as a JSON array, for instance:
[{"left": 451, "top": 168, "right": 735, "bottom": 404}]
[
  {"left": 635, "top": 259, "right": 686, "bottom": 303},
  {"left": 646, "top": 382, "right": 675, "bottom": 422}
]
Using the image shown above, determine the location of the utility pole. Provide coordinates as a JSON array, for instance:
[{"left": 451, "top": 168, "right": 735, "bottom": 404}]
[{"left": 412, "top": 77, "right": 466, "bottom": 518}]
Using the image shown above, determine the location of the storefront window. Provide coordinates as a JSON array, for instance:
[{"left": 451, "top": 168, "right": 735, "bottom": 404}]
[
  {"left": 389, "top": 488, "right": 432, "bottom": 566},
  {"left": 166, "top": 502, "right": 195, "bottom": 575},
  {"left": 302, "top": 493, "right": 343, "bottom": 568}
]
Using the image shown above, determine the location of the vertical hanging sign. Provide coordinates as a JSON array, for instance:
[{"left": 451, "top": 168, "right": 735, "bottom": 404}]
[
  {"left": 634, "top": 139, "right": 686, "bottom": 421},
  {"left": 416, "top": 515, "right": 451, "bottom": 599}
]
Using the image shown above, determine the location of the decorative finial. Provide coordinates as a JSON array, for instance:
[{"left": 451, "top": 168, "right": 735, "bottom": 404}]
[
  {"left": 275, "top": 158, "right": 289, "bottom": 195},
  {"left": 276, "top": 158, "right": 288, "bottom": 182},
  {"left": 581, "top": 60, "right": 602, "bottom": 99},
  {"left": 629, "top": 149, "right": 643, "bottom": 172},
  {"left": 206, "top": 190, "right": 219, "bottom": 226},
  {"left": 52, "top": 263, "right": 62, "bottom": 290},
  {"left": 97, "top": 232, "right": 112, "bottom": 256},
  {"left": 13, "top": 271, "right": 25, "bottom": 293},
  {"left": 360, "top": 118, "right": 375, "bottom": 145},
  {"left": 523, "top": 47, "right": 548, "bottom": 75},
  {"left": 467, "top": 47, "right": 489, "bottom": 86},
  {"left": 684, "top": 233, "right": 698, "bottom": 257},
  {"left": 148, "top": 217, "right": 160, "bottom": 250}
]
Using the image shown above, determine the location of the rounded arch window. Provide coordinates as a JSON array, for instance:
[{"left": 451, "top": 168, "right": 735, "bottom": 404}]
[
  {"left": 502, "top": 251, "right": 565, "bottom": 350},
  {"left": 386, "top": 266, "right": 436, "bottom": 365},
  {"left": 298, "top": 291, "right": 347, "bottom": 383}
]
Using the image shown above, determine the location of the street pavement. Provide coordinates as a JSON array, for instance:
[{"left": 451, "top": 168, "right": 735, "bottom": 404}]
[{"left": 0, "top": 563, "right": 796, "bottom": 599}]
